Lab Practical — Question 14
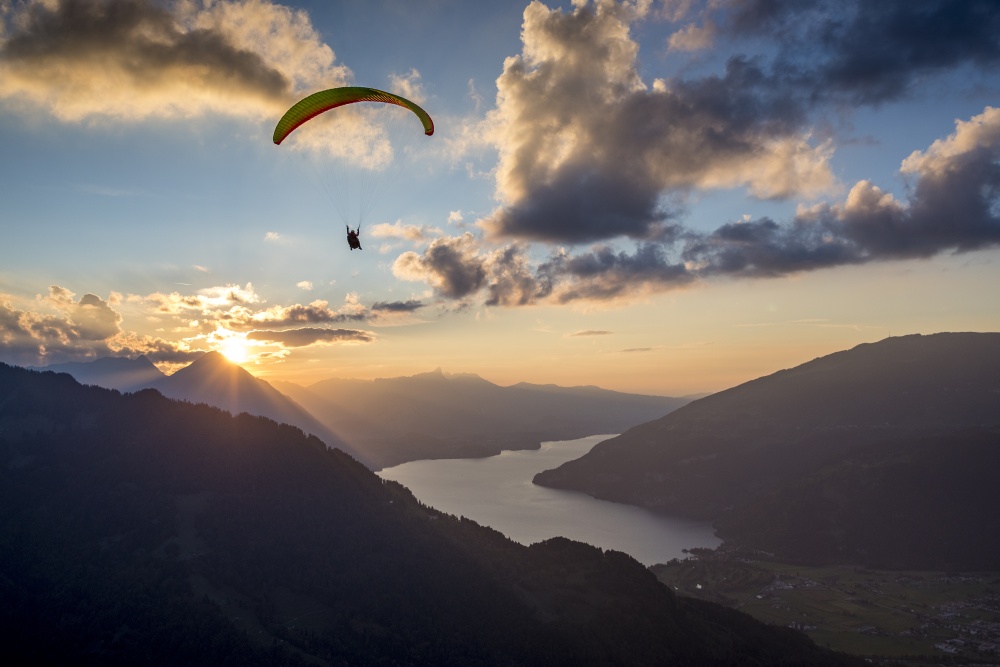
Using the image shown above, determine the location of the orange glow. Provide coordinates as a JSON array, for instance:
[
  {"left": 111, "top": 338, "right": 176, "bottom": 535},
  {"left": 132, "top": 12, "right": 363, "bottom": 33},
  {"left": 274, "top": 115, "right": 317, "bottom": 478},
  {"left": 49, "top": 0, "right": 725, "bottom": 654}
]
[{"left": 218, "top": 335, "right": 250, "bottom": 364}]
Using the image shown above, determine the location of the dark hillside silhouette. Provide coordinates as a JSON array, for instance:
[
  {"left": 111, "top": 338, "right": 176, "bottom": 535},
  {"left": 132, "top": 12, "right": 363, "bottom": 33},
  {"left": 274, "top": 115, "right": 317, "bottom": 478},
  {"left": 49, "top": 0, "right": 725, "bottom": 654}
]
[
  {"left": 715, "top": 428, "right": 1000, "bottom": 569},
  {"left": 0, "top": 363, "right": 860, "bottom": 666},
  {"left": 146, "top": 351, "right": 365, "bottom": 464},
  {"left": 534, "top": 333, "right": 1000, "bottom": 568}
]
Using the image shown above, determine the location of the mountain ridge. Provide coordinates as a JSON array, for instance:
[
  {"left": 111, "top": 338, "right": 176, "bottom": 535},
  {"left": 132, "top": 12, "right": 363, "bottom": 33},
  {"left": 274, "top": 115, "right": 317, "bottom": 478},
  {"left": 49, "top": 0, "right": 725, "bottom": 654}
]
[
  {"left": 0, "top": 362, "right": 860, "bottom": 666},
  {"left": 533, "top": 332, "right": 1000, "bottom": 568}
]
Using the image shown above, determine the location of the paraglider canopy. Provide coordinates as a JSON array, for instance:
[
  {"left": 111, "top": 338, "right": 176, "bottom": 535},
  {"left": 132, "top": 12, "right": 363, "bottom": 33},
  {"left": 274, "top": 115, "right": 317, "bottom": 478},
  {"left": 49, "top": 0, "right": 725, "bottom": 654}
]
[{"left": 273, "top": 86, "right": 434, "bottom": 145}]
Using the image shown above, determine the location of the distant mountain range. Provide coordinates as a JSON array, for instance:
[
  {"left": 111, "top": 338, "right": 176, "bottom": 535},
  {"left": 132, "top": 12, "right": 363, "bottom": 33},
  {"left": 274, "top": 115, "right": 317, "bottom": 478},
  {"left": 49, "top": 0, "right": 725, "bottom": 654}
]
[
  {"left": 533, "top": 332, "right": 1000, "bottom": 569},
  {"left": 0, "top": 363, "right": 859, "bottom": 666},
  {"left": 276, "top": 369, "right": 691, "bottom": 469},
  {"left": 36, "top": 355, "right": 166, "bottom": 392},
  {"left": 35, "top": 355, "right": 692, "bottom": 470}
]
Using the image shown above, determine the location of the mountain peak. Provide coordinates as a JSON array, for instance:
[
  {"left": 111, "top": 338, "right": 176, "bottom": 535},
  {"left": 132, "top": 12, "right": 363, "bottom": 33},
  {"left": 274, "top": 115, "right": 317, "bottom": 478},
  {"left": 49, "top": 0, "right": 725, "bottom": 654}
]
[{"left": 173, "top": 351, "right": 247, "bottom": 376}]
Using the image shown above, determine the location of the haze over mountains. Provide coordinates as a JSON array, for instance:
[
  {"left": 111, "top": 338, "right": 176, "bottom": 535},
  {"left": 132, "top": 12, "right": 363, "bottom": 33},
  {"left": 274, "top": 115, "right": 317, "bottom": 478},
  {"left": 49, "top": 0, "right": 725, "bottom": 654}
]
[
  {"left": 276, "top": 370, "right": 690, "bottom": 469},
  {"left": 0, "top": 362, "right": 859, "bottom": 666},
  {"left": 38, "top": 354, "right": 691, "bottom": 470},
  {"left": 37, "top": 355, "right": 166, "bottom": 392},
  {"left": 534, "top": 333, "right": 1000, "bottom": 569}
]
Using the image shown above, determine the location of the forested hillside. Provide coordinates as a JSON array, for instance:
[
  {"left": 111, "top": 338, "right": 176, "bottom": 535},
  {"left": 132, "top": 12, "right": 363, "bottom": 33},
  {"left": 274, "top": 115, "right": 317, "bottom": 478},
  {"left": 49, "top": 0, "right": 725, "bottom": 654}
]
[
  {"left": 534, "top": 333, "right": 1000, "bottom": 569},
  {"left": 0, "top": 363, "right": 859, "bottom": 665}
]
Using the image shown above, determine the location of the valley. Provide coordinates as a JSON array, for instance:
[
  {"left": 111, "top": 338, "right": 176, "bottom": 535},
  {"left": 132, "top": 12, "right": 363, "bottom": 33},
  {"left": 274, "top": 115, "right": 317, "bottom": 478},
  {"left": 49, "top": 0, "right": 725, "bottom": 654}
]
[{"left": 654, "top": 548, "right": 1000, "bottom": 665}]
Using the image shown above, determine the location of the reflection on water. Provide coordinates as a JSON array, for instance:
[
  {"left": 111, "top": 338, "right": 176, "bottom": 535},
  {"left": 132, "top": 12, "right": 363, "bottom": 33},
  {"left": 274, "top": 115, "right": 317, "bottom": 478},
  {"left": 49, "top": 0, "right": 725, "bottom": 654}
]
[{"left": 379, "top": 434, "right": 719, "bottom": 566}]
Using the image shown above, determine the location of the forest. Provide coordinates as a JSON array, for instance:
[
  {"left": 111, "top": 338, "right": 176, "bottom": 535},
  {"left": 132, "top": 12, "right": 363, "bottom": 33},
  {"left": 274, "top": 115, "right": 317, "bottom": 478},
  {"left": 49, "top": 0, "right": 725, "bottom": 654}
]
[{"left": 0, "top": 363, "right": 861, "bottom": 665}]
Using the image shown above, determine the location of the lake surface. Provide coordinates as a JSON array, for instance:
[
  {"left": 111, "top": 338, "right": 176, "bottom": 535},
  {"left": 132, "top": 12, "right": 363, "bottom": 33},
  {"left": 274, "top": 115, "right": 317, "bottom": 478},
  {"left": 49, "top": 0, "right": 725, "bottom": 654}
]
[{"left": 378, "top": 434, "right": 720, "bottom": 566}]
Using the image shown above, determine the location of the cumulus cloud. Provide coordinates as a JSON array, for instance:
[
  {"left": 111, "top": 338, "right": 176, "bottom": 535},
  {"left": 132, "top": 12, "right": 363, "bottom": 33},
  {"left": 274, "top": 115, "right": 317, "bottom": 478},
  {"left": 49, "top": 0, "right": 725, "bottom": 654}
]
[
  {"left": 0, "top": 0, "right": 411, "bottom": 167},
  {"left": 0, "top": 0, "right": 347, "bottom": 122},
  {"left": 40, "top": 285, "right": 122, "bottom": 340},
  {"left": 0, "top": 280, "right": 408, "bottom": 368},
  {"left": 393, "top": 233, "right": 488, "bottom": 300},
  {"left": 0, "top": 287, "right": 193, "bottom": 366},
  {"left": 478, "top": 0, "right": 836, "bottom": 245},
  {"left": 398, "top": 106, "right": 1000, "bottom": 304}
]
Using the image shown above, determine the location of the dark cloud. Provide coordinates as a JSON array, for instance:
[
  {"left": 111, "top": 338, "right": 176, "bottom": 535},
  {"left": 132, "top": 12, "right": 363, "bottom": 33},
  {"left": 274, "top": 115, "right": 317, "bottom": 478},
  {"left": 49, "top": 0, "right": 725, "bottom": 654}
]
[
  {"left": 248, "top": 302, "right": 366, "bottom": 328},
  {"left": 549, "top": 242, "right": 693, "bottom": 302},
  {"left": 3, "top": 0, "right": 283, "bottom": 92},
  {"left": 683, "top": 216, "right": 861, "bottom": 278},
  {"left": 0, "top": 0, "right": 346, "bottom": 122},
  {"left": 246, "top": 328, "right": 375, "bottom": 348},
  {"left": 370, "top": 300, "right": 425, "bottom": 313},
  {"left": 722, "top": 0, "right": 1000, "bottom": 104},
  {"left": 394, "top": 234, "right": 487, "bottom": 300},
  {"left": 484, "top": 245, "right": 550, "bottom": 306}
]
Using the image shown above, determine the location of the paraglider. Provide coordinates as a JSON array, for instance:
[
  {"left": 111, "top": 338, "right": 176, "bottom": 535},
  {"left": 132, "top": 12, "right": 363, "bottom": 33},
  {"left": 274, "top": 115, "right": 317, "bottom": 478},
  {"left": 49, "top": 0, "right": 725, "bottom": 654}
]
[
  {"left": 273, "top": 87, "right": 434, "bottom": 252},
  {"left": 346, "top": 225, "right": 361, "bottom": 250}
]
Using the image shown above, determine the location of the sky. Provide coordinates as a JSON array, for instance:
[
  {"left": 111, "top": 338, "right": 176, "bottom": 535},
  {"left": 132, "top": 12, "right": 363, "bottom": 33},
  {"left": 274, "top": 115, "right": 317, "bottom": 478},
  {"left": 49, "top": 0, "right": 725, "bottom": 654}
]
[{"left": 1, "top": 0, "right": 999, "bottom": 396}]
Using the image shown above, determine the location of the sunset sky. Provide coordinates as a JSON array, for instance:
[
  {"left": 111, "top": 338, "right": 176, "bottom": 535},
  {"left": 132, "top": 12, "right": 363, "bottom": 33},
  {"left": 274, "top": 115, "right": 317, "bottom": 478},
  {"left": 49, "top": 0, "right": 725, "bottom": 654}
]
[{"left": 2, "top": 0, "right": 999, "bottom": 396}]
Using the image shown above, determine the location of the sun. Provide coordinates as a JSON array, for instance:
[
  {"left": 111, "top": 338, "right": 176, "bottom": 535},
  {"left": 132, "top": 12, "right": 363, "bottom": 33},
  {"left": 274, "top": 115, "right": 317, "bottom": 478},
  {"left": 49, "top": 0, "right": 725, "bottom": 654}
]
[{"left": 218, "top": 336, "right": 251, "bottom": 364}]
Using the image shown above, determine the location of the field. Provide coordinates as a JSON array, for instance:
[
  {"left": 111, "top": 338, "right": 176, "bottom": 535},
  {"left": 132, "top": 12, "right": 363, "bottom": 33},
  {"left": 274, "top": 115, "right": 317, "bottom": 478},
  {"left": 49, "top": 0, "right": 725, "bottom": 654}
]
[{"left": 652, "top": 550, "right": 1000, "bottom": 665}]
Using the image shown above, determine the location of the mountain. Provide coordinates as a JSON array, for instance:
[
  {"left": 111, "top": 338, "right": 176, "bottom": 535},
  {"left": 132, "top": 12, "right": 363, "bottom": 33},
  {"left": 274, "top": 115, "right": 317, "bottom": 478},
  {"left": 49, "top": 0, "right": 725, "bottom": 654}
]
[
  {"left": 275, "top": 368, "right": 692, "bottom": 469},
  {"left": 146, "top": 351, "right": 366, "bottom": 465},
  {"left": 714, "top": 428, "right": 1000, "bottom": 569},
  {"left": 34, "top": 355, "right": 165, "bottom": 392},
  {"left": 533, "top": 333, "right": 1000, "bottom": 567},
  {"left": 0, "top": 363, "right": 860, "bottom": 666}
]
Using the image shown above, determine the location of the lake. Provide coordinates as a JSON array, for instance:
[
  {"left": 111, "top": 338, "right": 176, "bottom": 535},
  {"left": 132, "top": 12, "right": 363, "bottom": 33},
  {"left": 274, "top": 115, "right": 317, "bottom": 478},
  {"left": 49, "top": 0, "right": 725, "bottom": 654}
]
[{"left": 378, "top": 434, "right": 720, "bottom": 566}]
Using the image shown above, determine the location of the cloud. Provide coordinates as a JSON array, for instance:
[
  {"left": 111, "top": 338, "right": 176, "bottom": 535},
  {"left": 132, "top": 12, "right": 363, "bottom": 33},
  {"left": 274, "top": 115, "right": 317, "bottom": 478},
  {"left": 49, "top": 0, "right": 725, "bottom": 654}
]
[
  {"left": 570, "top": 330, "right": 613, "bottom": 336},
  {"left": 0, "top": 0, "right": 347, "bottom": 123},
  {"left": 40, "top": 285, "right": 122, "bottom": 340},
  {"left": 369, "top": 220, "right": 443, "bottom": 243},
  {"left": 667, "top": 20, "right": 714, "bottom": 52},
  {"left": 393, "top": 233, "right": 488, "bottom": 300},
  {"left": 246, "top": 327, "right": 375, "bottom": 348},
  {"left": 135, "top": 284, "right": 384, "bottom": 335},
  {"left": 248, "top": 299, "right": 366, "bottom": 328},
  {"left": 0, "top": 0, "right": 409, "bottom": 168},
  {"left": 399, "top": 105, "right": 1000, "bottom": 305},
  {"left": 296, "top": 281, "right": 313, "bottom": 290},
  {"left": 0, "top": 287, "right": 193, "bottom": 366},
  {"left": 715, "top": 0, "right": 1000, "bottom": 105},
  {"left": 477, "top": 0, "right": 836, "bottom": 245},
  {"left": 370, "top": 300, "right": 424, "bottom": 313}
]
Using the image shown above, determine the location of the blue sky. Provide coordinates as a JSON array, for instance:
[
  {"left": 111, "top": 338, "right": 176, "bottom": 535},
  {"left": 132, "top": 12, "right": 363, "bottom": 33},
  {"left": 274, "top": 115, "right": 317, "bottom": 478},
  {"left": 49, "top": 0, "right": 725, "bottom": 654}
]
[{"left": 1, "top": 0, "right": 999, "bottom": 395}]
